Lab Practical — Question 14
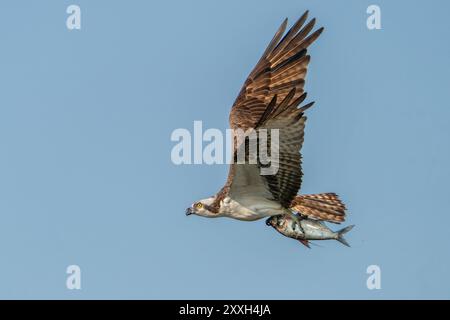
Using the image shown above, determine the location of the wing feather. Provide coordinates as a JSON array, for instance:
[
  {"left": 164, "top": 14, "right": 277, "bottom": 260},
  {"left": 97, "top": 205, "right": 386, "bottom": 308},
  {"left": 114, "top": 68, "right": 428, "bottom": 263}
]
[
  {"left": 229, "top": 12, "right": 322, "bottom": 133},
  {"left": 212, "top": 13, "right": 323, "bottom": 212}
]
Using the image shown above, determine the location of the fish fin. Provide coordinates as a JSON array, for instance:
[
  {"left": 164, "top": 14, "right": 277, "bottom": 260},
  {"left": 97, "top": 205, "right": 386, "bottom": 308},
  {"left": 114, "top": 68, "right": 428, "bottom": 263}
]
[
  {"left": 298, "top": 239, "right": 311, "bottom": 248},
  {"left": 336, "top": 225, "right": 355, "bottom": 247}
]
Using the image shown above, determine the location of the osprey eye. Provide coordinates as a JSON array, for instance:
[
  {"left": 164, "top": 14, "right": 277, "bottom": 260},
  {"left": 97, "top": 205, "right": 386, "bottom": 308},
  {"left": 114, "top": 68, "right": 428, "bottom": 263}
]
[{"left": 195, "top": 203, "right": 203, "bottom": 209}]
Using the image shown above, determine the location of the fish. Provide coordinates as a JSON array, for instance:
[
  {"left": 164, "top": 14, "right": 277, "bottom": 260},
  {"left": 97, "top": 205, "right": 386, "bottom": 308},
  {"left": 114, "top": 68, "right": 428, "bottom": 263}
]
[{"left": 266, "top": 214, "right": 354, "bottom": 247}]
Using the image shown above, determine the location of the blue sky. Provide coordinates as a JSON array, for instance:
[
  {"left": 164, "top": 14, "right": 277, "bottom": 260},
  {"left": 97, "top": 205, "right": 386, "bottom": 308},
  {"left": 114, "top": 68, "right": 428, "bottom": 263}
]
[{"left": 0, "top": 0, "right": 449, "bottom": 299}]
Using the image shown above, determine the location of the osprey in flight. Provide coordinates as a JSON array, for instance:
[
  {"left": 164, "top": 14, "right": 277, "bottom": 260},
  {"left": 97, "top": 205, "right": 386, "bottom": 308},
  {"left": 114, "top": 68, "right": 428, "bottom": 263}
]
[{"left": 186, "top": 11, "right": 348, "bottom": 235}]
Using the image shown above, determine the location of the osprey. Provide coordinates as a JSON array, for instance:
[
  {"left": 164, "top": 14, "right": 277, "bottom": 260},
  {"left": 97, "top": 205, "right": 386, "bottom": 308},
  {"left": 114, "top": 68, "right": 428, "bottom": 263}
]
[{"left": 186, "top": 11, "right": 347, "bottom": 228}]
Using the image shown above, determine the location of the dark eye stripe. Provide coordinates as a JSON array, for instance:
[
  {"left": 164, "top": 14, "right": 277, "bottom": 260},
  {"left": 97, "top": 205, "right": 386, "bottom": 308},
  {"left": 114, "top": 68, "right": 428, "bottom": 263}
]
[{"left": 203, "top": 204, "right": 213, "bottom": 211}]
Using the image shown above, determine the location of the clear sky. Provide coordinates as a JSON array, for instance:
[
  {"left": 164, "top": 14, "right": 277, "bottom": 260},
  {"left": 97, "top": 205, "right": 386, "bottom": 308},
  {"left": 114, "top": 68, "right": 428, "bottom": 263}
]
[{"left": 1, "top": 0, "right": 449, "bottom": 299}]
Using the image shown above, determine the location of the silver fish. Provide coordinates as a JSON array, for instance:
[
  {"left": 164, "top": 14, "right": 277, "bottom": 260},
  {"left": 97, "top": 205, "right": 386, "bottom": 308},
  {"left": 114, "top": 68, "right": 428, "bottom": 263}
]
[{"left": 266, "top": 214, "right": 354, "bottom": 247}]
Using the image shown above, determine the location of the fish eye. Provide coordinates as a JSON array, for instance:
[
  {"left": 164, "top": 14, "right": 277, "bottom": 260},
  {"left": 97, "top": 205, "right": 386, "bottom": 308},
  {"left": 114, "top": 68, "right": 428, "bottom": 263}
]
[{"left": 195, "top": 202, "right": 203, "bottom": 209}]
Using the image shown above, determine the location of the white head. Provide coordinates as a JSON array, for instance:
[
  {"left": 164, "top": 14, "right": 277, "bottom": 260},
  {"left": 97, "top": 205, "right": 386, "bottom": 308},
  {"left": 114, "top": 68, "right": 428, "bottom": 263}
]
[{"left": 185, "top": 196, "right": 218, "bottom": 218}]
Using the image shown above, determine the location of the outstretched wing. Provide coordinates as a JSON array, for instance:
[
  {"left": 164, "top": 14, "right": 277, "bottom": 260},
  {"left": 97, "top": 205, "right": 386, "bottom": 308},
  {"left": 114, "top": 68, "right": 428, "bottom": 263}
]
[
  {"left": 229, "top": 11, "right": 323, "bottom": 132},
  {"left": 211, "top": 13, "right": 323, "bottom": 213}
]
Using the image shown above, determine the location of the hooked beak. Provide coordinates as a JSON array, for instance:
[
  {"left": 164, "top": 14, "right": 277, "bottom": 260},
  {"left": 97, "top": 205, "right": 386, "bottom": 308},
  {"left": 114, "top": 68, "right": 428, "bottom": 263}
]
[
  {"left": 265, "top": 218, "right": 272, "bottom": 226},
  {"left": 185, "top": 207, "right": 194, "bottom": 216}
]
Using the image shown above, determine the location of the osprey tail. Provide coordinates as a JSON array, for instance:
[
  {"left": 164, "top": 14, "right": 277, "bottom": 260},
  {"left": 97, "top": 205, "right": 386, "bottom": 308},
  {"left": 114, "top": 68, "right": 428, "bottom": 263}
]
[{"left": 290, "top": 193, "right": 346, "bottom": 223}]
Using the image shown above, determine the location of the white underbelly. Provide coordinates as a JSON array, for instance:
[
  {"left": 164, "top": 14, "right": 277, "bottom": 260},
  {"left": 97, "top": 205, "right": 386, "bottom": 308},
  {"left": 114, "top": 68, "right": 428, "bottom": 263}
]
[{"left": 219, "top": 197, "right": 286, "bottom": 221}]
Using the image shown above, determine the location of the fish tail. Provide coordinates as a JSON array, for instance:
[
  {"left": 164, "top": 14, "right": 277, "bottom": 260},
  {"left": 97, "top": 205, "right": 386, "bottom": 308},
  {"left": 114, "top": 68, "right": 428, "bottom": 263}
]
[
  {"left": 290, "top": 193, "right": 347, "bottom": 224},
  {"left": 335, "top": 225, "right": 355, "bottom": 247}
]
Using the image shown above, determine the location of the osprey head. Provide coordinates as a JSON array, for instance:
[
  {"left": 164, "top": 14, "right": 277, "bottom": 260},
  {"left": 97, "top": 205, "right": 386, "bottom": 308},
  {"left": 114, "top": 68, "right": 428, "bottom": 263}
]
[{"left": 185, "top": 196, "right": 217, "bottom": 218}]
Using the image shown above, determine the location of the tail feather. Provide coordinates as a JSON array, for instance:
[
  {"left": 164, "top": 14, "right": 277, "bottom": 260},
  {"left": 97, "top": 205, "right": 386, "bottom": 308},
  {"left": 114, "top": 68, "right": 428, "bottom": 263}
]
[
  {"left": 290, "top": 193, "right": 347, "bottom": 223},
  {"left": 335, "top": 225, "right": 354, "bottom": 247}
]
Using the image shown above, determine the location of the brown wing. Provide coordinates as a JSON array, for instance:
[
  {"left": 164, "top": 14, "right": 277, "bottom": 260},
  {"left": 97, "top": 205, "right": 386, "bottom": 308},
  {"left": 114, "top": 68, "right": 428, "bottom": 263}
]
[
  {"left": 246, "top": 89, "right": 312, "bottom": 208},
  {"left": 212, "top": 89, "right": 313, "bottom": 211},
  {"left": 211, "top": 13, "right": 323, "bottom": 213},
  {"left": 229, "top": 11, "right": 323, "bottom": 132}
]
